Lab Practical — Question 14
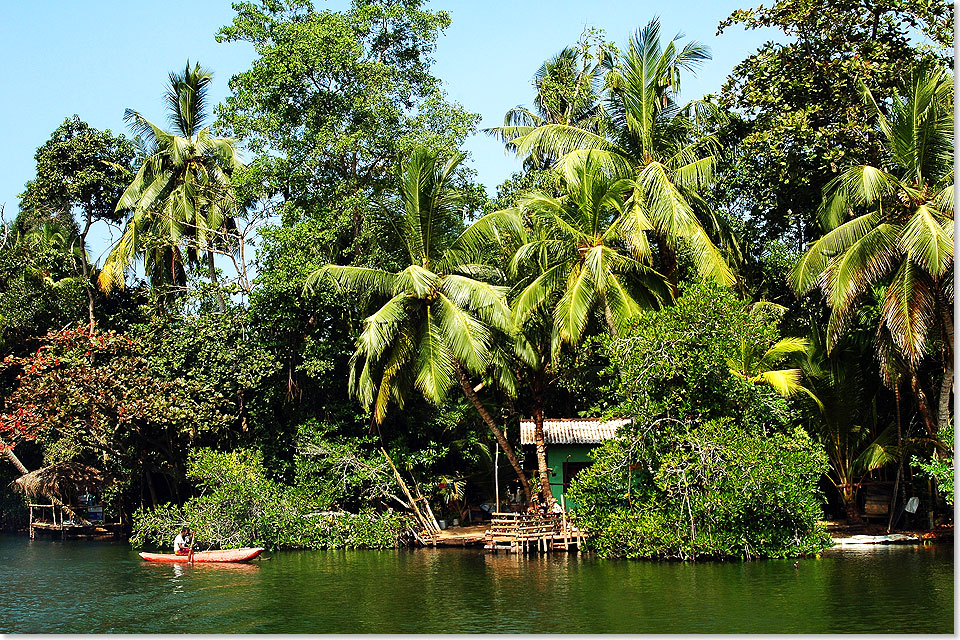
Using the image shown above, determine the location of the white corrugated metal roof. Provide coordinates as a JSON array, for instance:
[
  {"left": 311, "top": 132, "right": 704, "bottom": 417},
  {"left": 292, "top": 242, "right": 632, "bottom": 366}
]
[{"left": 519, "top": 418, "right": 630, "bottom": 445}]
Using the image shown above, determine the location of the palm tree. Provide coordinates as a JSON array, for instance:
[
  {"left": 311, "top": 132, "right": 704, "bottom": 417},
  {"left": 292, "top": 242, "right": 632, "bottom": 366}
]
[
  {"left": 500, "top": 18, "right": 735, "bottom": 291},
  {"left": 790, "top": 68, "right": 954, "bottom": 438},
  {"left": 727, "top": 337, "right": 812, "bottom": 397},
  {"left": 306, "top": 147, "right": 534, "bottom": 504},
  {"left": 455, "top": 155, "right": 671, "bottom": 505},
  {"left": 99, "top": 61, "right": 243, "bottom": 310},
  {"left": 505, "top": 153, "right": 671, "bottom": 344},
  {"left": 800, "top": 325, "right": 899, "bottom": 521},
  {"left": 725, "top": 307, "right": 818, "bottom": 402},
  {"left": 485, "top": 39, "right": 606, "bottom": 171}
]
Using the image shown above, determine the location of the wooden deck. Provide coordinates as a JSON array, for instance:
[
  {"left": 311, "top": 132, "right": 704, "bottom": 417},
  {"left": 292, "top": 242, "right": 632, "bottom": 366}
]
[
  {"left": 430, "top": 523, "right": 489, "bottom": 547},
  {"left": 483, "top": 512, "right": 584, "bottom": 554},
  {"left": 28, "top": 503, "right": 122, "bottom": 539}
]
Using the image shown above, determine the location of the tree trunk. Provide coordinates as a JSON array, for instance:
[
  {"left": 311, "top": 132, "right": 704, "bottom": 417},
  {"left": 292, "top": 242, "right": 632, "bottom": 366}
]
[
  {"left": 145, "top": 471, "right": 159, "bottom": 508},
  {"left": 77, "top": 216, "right": 96, "bottom": 332},
  {"left": 910, "top": 369, "right": 938, "bottom": 438},
  {"left": 2, "top": 443, "right": 29, "bottom": 475},
  {"left": 531, "top": 371, "right": 555, "bottom": 507},
  {"left": 453, "top": 363, "right": 532, "bottom": 505},
  {"left": 841, "top": 487, "right": 862, "bottom": 523},
  {"left": 659, "top": 243, "right": 679, "bottom": 299},
  {"left": 603, "top": 299, "right": 619, "bottom": 340},
  {"left": 936, "top": 301, "right": 953, "bottom": 439},
  {"left": 208, "top": 249, "right": 226, "bottom": 313}
]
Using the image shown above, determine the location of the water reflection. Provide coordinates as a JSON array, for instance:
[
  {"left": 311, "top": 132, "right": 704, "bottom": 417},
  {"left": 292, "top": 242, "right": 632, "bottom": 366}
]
[{"left": 0, "top": 536, "right": 951, "bottom": 634}]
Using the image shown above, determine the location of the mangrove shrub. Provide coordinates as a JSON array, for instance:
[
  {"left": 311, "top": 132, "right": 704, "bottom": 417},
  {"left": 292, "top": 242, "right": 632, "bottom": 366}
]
[
  {"left": 131, "top": 448, "right": 411, "bottom": 551},
  {"left": 567, "top": 283, "right": 831, "bottom": 559},
  {"left": 568, "top": 421, "right": 831, "bottom": 560}
]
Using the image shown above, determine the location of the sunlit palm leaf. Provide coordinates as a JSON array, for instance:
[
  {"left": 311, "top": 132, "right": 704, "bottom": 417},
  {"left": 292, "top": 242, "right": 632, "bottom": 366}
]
[
  {"left": 899, "top": 204, "right": 953, "bottom": 278},
  {"left": 881, "top": 259, "right": 935, "bottom": 362}
]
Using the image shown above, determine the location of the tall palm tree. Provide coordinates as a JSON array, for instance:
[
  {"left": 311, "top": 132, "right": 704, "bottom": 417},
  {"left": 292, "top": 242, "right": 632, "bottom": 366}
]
[
  {"left": 306, "top": 147, "right": 534, "bottom": 504},
  {"left": 99, "top": 61, "right": 243, "bottom": 310},
  {"left": 455, "top": 155, "right": 671, "bottom": 504},
  {"left": 503, "top": 153, "right": 671, "bottom": 345},
  {"left": 485, "top": 41, "right": 606, "bottom": 170},
  {"left": 500, "top": 18, "right": 735, "bottom": 291},
  {"left": 790, "top": 68, "right": 954, "bottom": 438}
]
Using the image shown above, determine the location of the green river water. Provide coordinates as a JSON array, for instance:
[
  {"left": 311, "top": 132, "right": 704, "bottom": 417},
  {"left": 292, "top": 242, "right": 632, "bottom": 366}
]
[{"left": 0, "top": 535, "right": 952, "bottom": 633}]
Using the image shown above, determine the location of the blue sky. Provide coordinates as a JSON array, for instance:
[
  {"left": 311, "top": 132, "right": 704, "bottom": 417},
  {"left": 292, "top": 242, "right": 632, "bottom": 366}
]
[{"left": 0, "top": 1, "right": 779, "bottom": 231}]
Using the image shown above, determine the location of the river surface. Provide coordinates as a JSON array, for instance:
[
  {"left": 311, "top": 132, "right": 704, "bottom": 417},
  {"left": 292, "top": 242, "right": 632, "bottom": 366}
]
[{"left": 0, "top": 535, "right": 952, "bottom": 633}]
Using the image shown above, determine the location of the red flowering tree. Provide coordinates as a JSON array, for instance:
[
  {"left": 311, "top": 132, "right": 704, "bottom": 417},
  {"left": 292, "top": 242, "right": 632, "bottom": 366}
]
[{"left": 0, "top": 325, "right": 228, "bottom": 506}]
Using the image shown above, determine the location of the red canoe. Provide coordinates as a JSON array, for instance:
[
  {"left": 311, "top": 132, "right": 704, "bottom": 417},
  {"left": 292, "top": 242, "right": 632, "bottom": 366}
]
[{"left": 139, "top": 547, "right": 265, "bottom": 563}]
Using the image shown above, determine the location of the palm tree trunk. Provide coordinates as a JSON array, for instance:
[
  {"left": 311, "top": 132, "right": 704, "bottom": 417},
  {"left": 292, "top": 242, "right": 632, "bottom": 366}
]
[
  {"left": 2, "top": 442, "right": 29, "bottom": 474},
  {"left": 603, "top": 299, "right": 619, "bottom": 340},
  {"left": 659, "top": 243, "right": 679, "bottom": 299},
  {"left": 936, "top": 301, "right": 953, "bottom": 438},
  {"left": 453, "top": 363, "right": 532, "bottom": 505},
  {"left": 910, "top": 368, "right": 938, "bottom": 438},
  {"left": 531, "top": 370, "right": 554, "bottom": 506},
  {"left": 843, "top": 488, "right": 862, "bottom": 523}
]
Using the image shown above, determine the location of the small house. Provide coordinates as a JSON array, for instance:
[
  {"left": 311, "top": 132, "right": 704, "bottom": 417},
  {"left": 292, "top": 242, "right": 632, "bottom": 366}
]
[{"left": 519, "top": 417, "right": 630, "bottom": 505}]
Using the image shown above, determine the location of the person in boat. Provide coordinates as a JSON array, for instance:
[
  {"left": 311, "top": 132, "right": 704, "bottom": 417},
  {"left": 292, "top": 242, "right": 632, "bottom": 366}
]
[{"left": 174, "top": 526, "right": 193, "bottom": 556}]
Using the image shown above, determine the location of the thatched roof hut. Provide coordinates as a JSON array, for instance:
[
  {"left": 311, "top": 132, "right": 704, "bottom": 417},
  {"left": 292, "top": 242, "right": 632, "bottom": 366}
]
[{"left": 11, "top": 462, "right": 109, "bottom": 503}]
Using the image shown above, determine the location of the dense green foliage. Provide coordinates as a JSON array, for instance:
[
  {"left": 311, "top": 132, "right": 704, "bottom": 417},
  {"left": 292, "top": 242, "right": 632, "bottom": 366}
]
[
  {"left": 19, "top": 116, "right": 134, "bottom": 234},
  {"left": 0, "top": 0, "right": 952, "bottom": 552},
  {"left": 716, "top": 0, "right": 953, "bottom": 248},
  {"left": 131, "top": 448, "right": 411, "bottom": 550},
  {"left": 569, "top": 422, "right": 830, "bottom": 559},
  {"left": 913, "top": 423, "right": 954, "bottom": 507},
  {"left": 611, "top": 284, "right": 800, "bottom": 433},
  {"left": 216, "top": 0, "right": 478, "bottom": 263},
  {"left": 567, "top": 284, "right": 831, "bottom": 558}
]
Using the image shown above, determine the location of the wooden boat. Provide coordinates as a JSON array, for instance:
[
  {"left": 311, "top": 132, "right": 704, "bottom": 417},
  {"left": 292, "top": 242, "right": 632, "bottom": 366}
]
[{"left": 138, "top": 547, "right": 265, "bottom": 563}]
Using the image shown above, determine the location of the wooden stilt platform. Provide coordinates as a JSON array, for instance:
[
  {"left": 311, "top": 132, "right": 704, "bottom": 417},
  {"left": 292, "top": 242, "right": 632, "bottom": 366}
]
[
  {"left": 28, "top": 503, "right": 122, "bottom": 539},
  {"left": 483, "top": 512, "right": 584, "bottom": 554}
]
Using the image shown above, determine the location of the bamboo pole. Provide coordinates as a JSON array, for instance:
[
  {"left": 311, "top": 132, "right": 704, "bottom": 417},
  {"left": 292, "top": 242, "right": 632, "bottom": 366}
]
[
  {"left": 410, "top": 474, "right": 441, "bottom": 533},
  {"left": 382, "top": 448, "right": 435, "bottom": 535}
]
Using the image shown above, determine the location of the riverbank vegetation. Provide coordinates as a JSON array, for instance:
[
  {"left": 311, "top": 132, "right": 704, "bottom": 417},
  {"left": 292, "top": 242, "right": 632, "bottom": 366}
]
[{"left": 0, "top": 0, "right": 952, "bottom": 559}]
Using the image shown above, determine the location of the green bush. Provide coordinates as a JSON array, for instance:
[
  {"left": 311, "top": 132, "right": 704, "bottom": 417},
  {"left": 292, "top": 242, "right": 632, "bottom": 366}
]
[
  {"left": 913, "top": 423, "right": 954, "bottom": 507},
  {"left": 131, "top": 447, "right": 411, "bottom": 551},
  {"left": 568, "top": 284, "right": 832, "bottom": 560},
  {"left": 569, "top": 421, "right": 831, "bottom": 560}
]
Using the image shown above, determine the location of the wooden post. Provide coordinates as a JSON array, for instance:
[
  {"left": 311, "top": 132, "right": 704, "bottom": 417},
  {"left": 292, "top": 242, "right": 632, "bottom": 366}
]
[
  {"left": 561, "top": 493, "right": 567, "bottom": 532},
  {"left": 29, "top": 505, "right": 33, "bottom": 539}
]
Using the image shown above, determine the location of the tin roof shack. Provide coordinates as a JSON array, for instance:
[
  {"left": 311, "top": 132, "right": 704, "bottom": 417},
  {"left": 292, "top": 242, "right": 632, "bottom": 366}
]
[{"left": 519, "top": 418, "right": 629, "bottom": 506}]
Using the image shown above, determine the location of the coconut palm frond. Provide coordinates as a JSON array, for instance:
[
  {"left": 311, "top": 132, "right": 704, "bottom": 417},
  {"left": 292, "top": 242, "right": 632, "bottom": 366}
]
[
  {"left": 852, "top": 425, "right": 900, "bottom": 475},
  {"left": 791, "top": 212, "right": 881, "bottom": 294},
  {"left": 822, "top": 222, "right": 902, "bottom": 317},
  {"left": 880, "top": 259, "right": 936, "bottom": 363},
  {"left": 757, "top": 368, "right": 806, "bottom": 398},
  {"left": 554, "top": 262, "right": 596, "bottom": 345},
  {"left": 305, "top": 264, "right": 397, "bottom": 296},
  {"left": 512, "top": 261, "right": 570, "bottom": 326},
  {"left": 434, "top": 293, "right": 491, "bottom": 374},
  {"left": 899, "top": 204, "right": 953, "bottom": 278}
]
